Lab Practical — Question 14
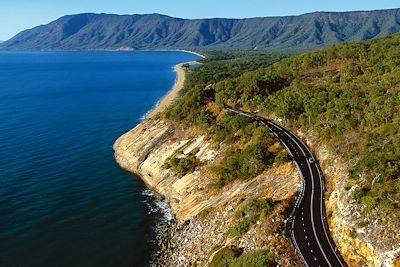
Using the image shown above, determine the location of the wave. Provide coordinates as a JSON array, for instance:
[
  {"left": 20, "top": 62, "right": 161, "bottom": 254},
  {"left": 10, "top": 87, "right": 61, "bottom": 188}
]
[{"left": 141, "top": 189, "right": 174, "bottom": 221}]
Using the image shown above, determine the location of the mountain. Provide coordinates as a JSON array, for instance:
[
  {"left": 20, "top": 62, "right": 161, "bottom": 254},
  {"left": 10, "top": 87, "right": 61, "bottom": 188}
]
[{"left": 2, "top": 9, "right": 400, "bottom": 51}]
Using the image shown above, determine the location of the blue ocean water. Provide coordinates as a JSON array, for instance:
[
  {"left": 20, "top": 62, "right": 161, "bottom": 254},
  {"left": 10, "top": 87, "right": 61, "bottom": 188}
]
[{"left": 0, "top": 51, "right": 199, "bottom": 267}]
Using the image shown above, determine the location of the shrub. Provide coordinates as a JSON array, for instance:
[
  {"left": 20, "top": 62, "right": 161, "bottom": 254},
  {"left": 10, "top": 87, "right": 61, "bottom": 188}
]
[
  {"left": 213, "top": 143, "right": 275, "bottom": 185},
  {"left": 162, "top": 155, "right": 201, "bottom": 177},
  {"left": 274, "top": 150, "right": 289, "bottom": 165},
  {"left": 227, "top": 220, "right": 254, "bottom": 238},
  {"left": 327, "top": 211, "right": 333, "bottom": 219},
  {"left": 362, "top": 195, "right": 377, "bottom": 211},
  {"left": 353, "top": 187, "right": 368, "bottom": 202},
  {"left": 232, "top": 250, "right": 275, "bottom": 267},
  {"left": 210, "top": 113, "right": 252, "bottom": 144},
  {"left": 229, "top": 199, "right": 273, "bottom": 238},
  {"left": 209, "top": 248, "right": 275, "bottom": 267},
  {"left": 209, "top": 247, "right": 243, "bottom": 267}
]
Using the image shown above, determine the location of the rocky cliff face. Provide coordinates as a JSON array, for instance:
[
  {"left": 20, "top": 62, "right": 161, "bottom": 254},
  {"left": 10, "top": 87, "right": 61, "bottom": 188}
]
[
  {"left": 113, "top": 118, "right": 301, "bottom": 265},
  {"left": 114, "top": 118, "right": 300, "bottom": 220},
  {"left": 298, "top": 131, "right": 400, "bottom": 267},
  {"left": 114, "top": 116, "right": 399, "bottom": 266}
]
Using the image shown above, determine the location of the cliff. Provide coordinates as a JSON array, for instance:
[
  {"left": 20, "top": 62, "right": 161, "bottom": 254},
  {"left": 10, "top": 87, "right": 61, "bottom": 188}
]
[
  {"left": 114, "top": 118, "right": 299, "bottom": 219},
  {"left": 113, "top": 116, "right": 400, "bottom": 266},
  {"left": 113, "top": 34, "right": 400, "bottom": 264},
  {"left": 113, "top": 117, "right": 301, "bottom": 265}
]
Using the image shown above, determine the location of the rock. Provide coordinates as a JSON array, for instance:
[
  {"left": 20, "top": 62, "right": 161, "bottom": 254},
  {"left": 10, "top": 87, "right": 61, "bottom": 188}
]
[
  {"left": 114, "top": 118, "right": 301, "bottom": 266},
  {"left": 298, "top": 130, "right": 400, "bottom": 267},
  {"left": 256, "top": 239, "right": 265, "bottom": 248}
]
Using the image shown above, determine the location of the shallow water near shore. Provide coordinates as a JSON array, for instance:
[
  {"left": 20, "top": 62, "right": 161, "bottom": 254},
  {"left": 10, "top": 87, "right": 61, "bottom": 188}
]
[{"left": 0, "top": 51, "right": 199, "bottom": 267}]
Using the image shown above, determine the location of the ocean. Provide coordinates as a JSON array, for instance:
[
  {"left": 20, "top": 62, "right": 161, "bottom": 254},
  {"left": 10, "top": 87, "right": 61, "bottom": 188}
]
[{"left": 0, "top": 51, "right": 199, "bottom": 266}]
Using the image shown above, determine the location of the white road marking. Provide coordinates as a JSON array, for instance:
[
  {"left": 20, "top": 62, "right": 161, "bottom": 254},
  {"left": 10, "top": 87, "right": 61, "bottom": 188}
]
[{"left": 285, "top": 129, "right": 332, "bottom": 267}]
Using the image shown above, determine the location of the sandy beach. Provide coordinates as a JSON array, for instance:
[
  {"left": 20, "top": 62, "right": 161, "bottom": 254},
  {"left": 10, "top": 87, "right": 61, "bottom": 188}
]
[{"left": 146, "top": 60, "right": 199, "bottom": 119}]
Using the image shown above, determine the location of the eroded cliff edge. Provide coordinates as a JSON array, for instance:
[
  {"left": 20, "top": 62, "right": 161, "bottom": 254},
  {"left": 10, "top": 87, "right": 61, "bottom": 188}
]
[
  {"left": 113, "top": 117, "right": 301, "bottom": 266},
  {"left": 114, "top": 115, "right": 400, "bottom": 266}
]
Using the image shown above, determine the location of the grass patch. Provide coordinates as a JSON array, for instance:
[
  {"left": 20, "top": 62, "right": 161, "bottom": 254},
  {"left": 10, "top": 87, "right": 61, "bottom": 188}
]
[
  {"left": 210, "top": 248, "right": 275, "bottom": 267},
  {"left": 228, "top": 199, "right": 272, "bottom": 238}
]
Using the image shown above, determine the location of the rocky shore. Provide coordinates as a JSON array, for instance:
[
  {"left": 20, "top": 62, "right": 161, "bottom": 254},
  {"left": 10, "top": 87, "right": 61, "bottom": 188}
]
[
  {"left": 114, "top": 116, "right": 301, "bottom": 266},
  {"left": 114, "top": 115, "right": 400, "bottom": 266},
  {"left": 113, "top": 59, "right": 301, "bottom": 266},
  {"left": 113, "top": 55, "right": 399, "bottom": 266}
]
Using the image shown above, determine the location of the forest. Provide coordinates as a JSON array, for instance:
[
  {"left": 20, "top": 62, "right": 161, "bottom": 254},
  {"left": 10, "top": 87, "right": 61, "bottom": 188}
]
[{"left": 164, "top": 35, "right": 400, "bottom": 214}]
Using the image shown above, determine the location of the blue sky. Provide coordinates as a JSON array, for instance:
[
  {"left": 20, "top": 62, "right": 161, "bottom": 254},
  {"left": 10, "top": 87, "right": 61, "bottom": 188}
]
[{"left": 0, "top": 0, "right": 399, "bottom": 40}]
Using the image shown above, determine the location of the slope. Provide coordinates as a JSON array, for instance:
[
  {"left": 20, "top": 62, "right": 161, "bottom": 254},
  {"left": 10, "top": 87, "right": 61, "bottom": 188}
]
[{"left": 2, "top": 9, "right": 400, "bottom": 51}]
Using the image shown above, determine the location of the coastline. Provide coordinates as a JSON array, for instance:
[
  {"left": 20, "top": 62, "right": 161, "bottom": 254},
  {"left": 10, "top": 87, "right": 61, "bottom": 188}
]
[
  {"left": 171, "top": 49, "right": 205, "bottom": 59},
  {"left": 145, "top": 60, "right": 199, "bottom": 119},
  {"left": 145, "top": 49, "right": 205, "bottom": 120},
  {"left": 112, "top": 50, "right": 302, "bottom": 266}
]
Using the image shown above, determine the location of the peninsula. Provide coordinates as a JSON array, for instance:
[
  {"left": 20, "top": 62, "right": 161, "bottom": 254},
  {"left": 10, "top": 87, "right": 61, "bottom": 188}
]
[
  {"left": 114, "top": 34, "right": 400, "bottom": 266},
  {"left": 2, "top": 2, "right": 400, "bottom": 267}
]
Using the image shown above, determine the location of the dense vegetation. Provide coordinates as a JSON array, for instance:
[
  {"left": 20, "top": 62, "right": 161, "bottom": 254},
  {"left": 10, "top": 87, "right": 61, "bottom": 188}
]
[
  {"left": 166, "top": 51, "right": 287, "bottom": 125},
  {"left": 162, "top": 154, "right": 201, "bottom": 177},
  {"left": 3, "top": 9, "right": 400, "bottom": 51},
  {"left": 159, "top": 52, "right": 288, "bottom": 187},
  {"left": 166, "top": 52, "right": 290, "bottom": 184},
  {"left": 210, "top": 113, "right": 288, "bottom": 186},
  {"left": 166, "top": 35, "right": 400, "bottom": 214}
]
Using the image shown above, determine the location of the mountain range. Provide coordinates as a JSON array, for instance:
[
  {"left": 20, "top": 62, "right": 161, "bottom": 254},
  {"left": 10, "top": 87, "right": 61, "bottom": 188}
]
[{"left": 2, "top": 8, "right": 400, "bottom": 51}]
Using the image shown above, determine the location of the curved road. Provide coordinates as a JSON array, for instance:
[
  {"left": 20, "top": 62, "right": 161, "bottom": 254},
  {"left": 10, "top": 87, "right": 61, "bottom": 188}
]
[{"left": 228, "top": 108, "right": 347, "bottom": 267}]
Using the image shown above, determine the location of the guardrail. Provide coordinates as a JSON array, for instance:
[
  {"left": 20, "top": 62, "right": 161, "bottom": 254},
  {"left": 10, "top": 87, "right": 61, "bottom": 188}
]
[{"left": 226, "top": 107, "right": 346, "bottom": 267}]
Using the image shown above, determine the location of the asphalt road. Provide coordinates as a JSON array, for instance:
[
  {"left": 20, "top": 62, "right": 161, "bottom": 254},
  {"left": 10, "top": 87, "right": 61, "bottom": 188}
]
[{"left": 228, "top": 108, "right": 347, "bottom": 267}]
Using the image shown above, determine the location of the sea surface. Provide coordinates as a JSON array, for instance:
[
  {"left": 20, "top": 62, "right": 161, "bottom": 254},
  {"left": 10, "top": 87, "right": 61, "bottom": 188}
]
[{"left": 0, "top": 51, "right": 199, "bottom": 267}]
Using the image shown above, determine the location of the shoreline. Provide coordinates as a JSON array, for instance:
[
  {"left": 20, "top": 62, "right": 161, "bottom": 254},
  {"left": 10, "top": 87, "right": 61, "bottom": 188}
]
[
  {"left": 112, "top": 51, "right": 302, "bottom": 266},
  {"left": 168, "top": 49, "right": 205, "bottom": 59},
  {"left": 114, "top": 55, "right": 203, "bottom": 265},
  {"left": 145, "top": 60, "right": 199, "bottom": 120},
  {"left": 16, "top": 49, "right": 207, "bottom": 59}
]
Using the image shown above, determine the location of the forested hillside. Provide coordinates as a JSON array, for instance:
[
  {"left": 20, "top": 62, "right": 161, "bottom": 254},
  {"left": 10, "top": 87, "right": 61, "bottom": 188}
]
[
  {"left": 2, "top": 8, "right": 400, "bottom": 51},
  {"left": 165, "top": 34, "right": 400, "bottom": 216}
]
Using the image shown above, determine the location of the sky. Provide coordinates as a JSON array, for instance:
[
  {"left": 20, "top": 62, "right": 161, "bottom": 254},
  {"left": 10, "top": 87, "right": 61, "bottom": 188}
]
[{"left": 0, "top": 0, "right": 399, "bottom": 40}]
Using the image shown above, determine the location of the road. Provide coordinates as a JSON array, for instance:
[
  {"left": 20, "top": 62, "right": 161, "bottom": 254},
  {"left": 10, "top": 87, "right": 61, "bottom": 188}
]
[{"left": 228, "top": 108, "right": 347, "bottom": 267}]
